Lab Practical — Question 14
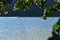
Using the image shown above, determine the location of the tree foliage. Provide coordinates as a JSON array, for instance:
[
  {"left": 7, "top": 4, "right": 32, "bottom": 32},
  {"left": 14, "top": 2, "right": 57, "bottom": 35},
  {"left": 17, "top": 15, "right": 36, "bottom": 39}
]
[{"left": 0, "top": 0, "right": 60, "bottom": 18}]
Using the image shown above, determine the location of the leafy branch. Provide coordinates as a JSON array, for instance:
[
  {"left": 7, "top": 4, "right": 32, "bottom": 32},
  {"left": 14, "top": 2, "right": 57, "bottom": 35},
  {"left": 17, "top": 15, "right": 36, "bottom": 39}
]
[{"left": 0, "top": 0, "right": 60, "bottom": 18}]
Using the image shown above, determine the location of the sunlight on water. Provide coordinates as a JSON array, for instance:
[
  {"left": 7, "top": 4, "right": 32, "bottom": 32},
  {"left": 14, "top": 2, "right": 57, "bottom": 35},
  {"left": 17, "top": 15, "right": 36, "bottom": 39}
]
[{"left": 0, "top": 17, "right": 59, "bottom": 40}]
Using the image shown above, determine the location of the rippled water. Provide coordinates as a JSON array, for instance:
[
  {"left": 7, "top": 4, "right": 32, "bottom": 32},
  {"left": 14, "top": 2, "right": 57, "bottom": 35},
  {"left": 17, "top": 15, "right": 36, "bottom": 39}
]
[{"left": 0, "top": 17, "right": 59, "bottom": 40}]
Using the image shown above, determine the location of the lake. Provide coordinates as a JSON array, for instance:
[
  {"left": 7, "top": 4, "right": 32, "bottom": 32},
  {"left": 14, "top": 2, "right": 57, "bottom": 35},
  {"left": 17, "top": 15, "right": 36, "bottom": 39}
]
[{"left": 0, "top": 17, "right": 59, "bottom": 40}]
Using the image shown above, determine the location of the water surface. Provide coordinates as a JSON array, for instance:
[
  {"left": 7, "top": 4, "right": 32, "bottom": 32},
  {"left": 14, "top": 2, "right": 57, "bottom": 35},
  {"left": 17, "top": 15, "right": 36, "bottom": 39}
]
[{"left": 0, "top": 17, "right": 59, "bottom": 40}]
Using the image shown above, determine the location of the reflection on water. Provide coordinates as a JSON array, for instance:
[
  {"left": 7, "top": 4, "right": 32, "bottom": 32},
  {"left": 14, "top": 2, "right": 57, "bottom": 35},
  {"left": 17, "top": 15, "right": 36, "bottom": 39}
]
[{"left": 0, "top": 17, "right": 59, "bottom": 40}]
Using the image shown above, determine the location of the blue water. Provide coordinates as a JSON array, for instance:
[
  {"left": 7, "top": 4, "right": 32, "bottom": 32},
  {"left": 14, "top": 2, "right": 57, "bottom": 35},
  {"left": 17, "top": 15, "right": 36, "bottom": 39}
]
[
  {"left": 0, "top": 17, "right": 59, "bottom": 40},
  {"left": 2, "top": 0, "right": 60, "bottom": 16}
]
